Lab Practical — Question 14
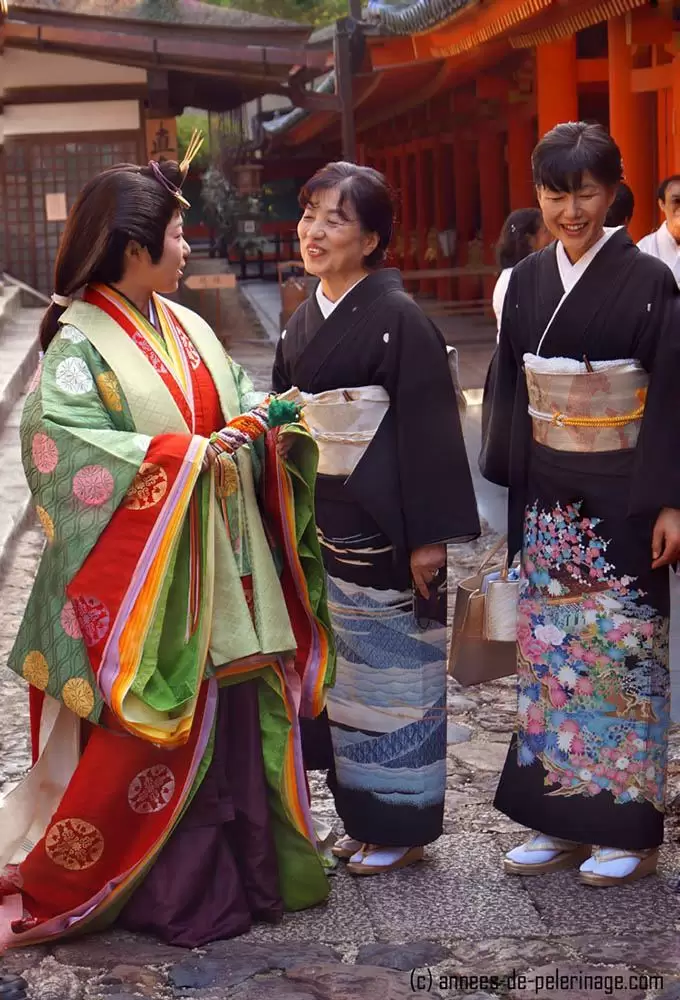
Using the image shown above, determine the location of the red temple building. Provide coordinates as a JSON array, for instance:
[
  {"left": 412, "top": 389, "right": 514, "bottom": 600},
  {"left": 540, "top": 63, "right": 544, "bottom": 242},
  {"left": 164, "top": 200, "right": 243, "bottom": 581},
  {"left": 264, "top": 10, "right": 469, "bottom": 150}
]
[{"left": 264, "top": 0, "right": 680, "bottom": 305}]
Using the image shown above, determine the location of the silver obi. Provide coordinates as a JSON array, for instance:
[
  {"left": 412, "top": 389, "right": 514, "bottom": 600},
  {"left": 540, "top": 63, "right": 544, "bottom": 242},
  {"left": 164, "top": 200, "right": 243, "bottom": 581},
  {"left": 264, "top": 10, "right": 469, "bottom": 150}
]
[
  {"left": 301, "top": 385, "right": 390, "bottom": 477},
  {"left": 523, "top": 354, "right": 649, "bottom": 453}
]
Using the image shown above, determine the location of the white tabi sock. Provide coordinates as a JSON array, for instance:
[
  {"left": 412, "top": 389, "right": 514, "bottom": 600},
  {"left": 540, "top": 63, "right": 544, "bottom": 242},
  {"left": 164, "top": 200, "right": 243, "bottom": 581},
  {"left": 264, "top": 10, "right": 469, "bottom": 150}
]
[
  {"left": 506, "top": 832, "right": 582, "bottom": 866},
  {"left": 349, "top": 845, "right": 412, "bottom": 866},
  {"left": 580, "top": 847, "right": 647, "bottom": 878}
]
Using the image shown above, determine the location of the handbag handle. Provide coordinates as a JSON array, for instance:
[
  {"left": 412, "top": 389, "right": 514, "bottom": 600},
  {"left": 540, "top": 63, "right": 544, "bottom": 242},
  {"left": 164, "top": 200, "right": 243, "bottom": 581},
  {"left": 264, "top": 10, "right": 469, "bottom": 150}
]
[{"left": 475, "top": 535, "right": 508, "bottom": 576}]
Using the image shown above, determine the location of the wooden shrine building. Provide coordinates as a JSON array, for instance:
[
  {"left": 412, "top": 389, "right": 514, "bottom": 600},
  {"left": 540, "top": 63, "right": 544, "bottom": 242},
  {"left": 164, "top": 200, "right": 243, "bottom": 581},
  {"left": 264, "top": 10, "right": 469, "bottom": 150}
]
[
  {"left": 265, "top": 0, "right": 680, "bottom": 305},
  {"left": 0, "top": 0, "right": 331, "bottom": 294}
]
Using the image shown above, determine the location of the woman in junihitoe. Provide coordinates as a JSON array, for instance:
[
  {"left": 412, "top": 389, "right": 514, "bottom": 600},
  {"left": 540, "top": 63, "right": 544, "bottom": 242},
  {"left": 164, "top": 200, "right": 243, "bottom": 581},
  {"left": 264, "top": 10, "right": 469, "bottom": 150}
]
[
  {"left": 0, "top": 148, "right": 334, "bottom": 947},
  {"left": 273, "top": 162, "right": 480, "bottom": 876},
  {"left": 481, "top": 121, "right": 680, "bottom": 886}
]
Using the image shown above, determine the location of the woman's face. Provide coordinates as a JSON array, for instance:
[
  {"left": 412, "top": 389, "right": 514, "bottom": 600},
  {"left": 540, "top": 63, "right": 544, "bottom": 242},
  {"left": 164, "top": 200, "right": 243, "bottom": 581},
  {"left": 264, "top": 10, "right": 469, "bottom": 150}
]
[
  {"left": 537, "top": 171, "right": 615, "bottom": 262},
  {"left": 297, "top": 186, "right": 378, "bottom": 280},
  {"left": 132, "top": 212, "right": 191, "bottom": 294}
]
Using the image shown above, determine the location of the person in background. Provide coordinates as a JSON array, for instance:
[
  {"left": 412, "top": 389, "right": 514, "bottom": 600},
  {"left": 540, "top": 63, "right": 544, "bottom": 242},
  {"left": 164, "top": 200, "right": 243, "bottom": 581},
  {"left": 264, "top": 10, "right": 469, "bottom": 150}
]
[
  {"left": 273, "top": 161, "right": 480, "bottom": 877},
  {"left": 604, "top": 181, "right": 635, "bottom": 228},
  {"left": 638, "top": 175, "right": 680, "bottom": 286},
  {"left": 493, "top": 209, "right": 551, "bottom": 338},
  {"left": 482, "top": 122, "right": 680, "bottom": 887}
]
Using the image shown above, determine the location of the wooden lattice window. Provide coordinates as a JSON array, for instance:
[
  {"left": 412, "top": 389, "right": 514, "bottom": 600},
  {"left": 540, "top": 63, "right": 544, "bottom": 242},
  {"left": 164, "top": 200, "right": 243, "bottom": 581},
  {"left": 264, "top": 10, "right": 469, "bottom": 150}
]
[{"left": 1, "top": 132, "right": 143, "bottom": 295}]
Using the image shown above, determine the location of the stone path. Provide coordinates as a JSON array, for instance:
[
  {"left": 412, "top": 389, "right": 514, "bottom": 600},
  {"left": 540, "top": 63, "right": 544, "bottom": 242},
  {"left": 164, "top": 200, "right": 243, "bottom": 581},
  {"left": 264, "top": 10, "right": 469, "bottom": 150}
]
[{"left": 0, "top": 289, "right": 679, "bottom": 1000}]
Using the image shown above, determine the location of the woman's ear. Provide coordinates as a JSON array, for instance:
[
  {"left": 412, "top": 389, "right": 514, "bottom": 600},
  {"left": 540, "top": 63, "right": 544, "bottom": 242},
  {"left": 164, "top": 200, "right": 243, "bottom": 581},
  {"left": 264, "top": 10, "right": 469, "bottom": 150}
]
[
  {"left": 125, "top": 240, "right": 146, "bottom": 262},
  {"left": 364, "top": 231, "right": 379, "bottom": 258}
]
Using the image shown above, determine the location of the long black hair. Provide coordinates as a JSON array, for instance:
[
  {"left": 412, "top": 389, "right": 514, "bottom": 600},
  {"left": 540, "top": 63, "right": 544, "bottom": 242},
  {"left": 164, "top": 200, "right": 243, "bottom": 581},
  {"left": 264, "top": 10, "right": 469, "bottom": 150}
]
[
  {"left": 39, "top": 161, "right": 183, "bottom": 351},
  {"left": 496, "top": 208, "right": 543, "bottom": 269}
]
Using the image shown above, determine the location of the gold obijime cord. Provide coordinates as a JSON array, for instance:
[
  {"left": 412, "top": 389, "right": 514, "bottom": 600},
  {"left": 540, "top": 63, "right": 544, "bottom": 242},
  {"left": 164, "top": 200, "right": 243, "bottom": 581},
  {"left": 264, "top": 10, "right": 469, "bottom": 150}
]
[{"left": 528, "top": 404, "right": 645, "bottom": 429}]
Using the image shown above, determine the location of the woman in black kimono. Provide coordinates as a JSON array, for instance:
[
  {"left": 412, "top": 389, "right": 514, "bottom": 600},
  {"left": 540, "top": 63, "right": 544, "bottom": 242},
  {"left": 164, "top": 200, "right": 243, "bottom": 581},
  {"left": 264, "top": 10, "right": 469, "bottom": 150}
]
[
  {"left": 273, "top": 162, "right": 479, "bottom": 875},
  {"left": 482, "top": 122, "right": 680, "bottom": 886}
]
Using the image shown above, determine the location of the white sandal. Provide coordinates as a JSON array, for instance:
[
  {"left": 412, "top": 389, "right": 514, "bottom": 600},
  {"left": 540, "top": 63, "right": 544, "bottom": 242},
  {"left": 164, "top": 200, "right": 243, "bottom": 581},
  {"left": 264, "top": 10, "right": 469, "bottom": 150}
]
[
  {"left": 579, "top": 846, "right": 658, "bottom": 886},
  {"left": 346, "top": 843, "right": 424, "bottom": 876},
  {"left": 504, "top": 833, "right": 590, "bottom": 875},
  {"left": 331, "top": 835, "right": 363, "bottom": 860}
]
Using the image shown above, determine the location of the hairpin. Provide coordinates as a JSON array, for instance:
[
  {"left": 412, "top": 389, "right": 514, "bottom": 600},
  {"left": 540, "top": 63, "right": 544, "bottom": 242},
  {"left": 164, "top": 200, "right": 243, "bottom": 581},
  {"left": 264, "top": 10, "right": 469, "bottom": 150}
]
[
  {"left": 148, "top": 130, "right": 205, "bottom": 210},
  {"left": 180, "top": 130, "right": 205, "bottom": 177}
]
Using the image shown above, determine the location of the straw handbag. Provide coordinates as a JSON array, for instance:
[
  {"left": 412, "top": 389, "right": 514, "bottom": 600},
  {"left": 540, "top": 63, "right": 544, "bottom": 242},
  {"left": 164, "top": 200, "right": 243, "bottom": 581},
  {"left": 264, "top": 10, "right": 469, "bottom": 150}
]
[{"left": 447, "top": 537, "right": 519, "bottom": 686}]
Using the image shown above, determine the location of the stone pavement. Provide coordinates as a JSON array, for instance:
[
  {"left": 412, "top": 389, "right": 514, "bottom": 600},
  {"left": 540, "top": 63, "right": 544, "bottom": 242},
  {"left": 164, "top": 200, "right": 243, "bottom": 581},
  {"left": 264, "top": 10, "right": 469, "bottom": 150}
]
[{"left": 0, "top": 287, "right": 680, "bottom": 999}]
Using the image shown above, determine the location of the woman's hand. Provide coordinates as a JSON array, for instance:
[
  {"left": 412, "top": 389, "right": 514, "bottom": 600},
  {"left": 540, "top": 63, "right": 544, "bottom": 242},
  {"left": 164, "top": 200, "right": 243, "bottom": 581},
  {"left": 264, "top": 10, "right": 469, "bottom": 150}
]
[
  {"left": 652, "top": 507, "right": 680, "bottom": 569},
  {"left": 276, "top": 430, "right": 296, "bottom": 460},
  {"left": 201, "top": 443, "right": 219, "bottom": 473},
  {"left": 411, "top": 543, "right": 446, "bottom": 599}
]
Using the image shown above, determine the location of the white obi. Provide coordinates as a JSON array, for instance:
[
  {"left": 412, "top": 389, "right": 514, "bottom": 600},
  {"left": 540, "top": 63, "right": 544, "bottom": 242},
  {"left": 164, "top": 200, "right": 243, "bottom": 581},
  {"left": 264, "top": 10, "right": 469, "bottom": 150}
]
[{"left": 301, "top": 385, "right": 390, "bottom": 477}]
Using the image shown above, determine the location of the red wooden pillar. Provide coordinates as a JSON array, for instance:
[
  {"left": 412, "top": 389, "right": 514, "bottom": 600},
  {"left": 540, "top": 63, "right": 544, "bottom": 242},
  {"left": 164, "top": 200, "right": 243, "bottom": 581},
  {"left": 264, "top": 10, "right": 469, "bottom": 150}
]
[
  {"left": 415, "top": 141, "right": 432, "bottom": 296},
  {"left": 608, "top": 15, "right": 654, "bottom": 242},
  {"left": 507, "top": 105, "right": 535, "bottom": 209},
  {"left": 400, "top": 147, "right": 414, "bottom": 287},
  {"left": 536, "top": 37, "right": 578, "bottom": 137},
  {"left": 433, "top": 139, "right": 448, "bottom": 301},
  {"left": 478, "top": 129, "right": 505, "bottom": 302},
  {"left": 658, "top": 90, "right": 671, "bottom": 194},
  {"left": 385, "top": 151, "right": 397, "bottom": 191},
  {"left": 453, "top": 137, "right": 476, "bottom": 302},
  {"left": 672, "top": 56, "right": 680, "bottom": 176}
]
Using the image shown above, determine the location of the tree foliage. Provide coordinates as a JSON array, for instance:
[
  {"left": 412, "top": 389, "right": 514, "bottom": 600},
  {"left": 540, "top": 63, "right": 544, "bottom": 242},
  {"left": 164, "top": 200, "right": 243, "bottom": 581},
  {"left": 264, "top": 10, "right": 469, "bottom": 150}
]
[{"left": 203, "top": 0, "right": 348, "bottom": 27}]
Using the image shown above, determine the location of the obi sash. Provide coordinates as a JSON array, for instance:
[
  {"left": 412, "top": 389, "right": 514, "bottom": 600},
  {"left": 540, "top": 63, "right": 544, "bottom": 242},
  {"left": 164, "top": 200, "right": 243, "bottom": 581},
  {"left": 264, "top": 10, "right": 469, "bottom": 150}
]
[
  {"left": 301, "top": 385, "right": 389, "bottom": 477},
  {"left": 523, "top": 354, "right": 648, "bottom": 453}
]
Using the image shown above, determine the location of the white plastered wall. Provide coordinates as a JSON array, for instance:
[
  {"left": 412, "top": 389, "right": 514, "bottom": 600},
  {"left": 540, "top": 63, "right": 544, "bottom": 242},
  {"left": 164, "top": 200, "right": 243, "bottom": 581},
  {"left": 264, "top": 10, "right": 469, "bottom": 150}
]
[
  {"left": 4, "top": 49, "right": 147, "bottom": 88},
  {"left": 0, "top": 50, "right": 146, "bottom": 139},
  {"left": 4, "top": 100, "right": 141, "bottom": 136}
]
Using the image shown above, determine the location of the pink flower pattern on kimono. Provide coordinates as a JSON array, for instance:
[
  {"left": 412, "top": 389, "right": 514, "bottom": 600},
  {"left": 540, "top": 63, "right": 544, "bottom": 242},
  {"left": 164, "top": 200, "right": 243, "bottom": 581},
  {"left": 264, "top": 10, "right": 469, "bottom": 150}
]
[{"left": 516, "top": 500, "right": 669, "bottom": 810}]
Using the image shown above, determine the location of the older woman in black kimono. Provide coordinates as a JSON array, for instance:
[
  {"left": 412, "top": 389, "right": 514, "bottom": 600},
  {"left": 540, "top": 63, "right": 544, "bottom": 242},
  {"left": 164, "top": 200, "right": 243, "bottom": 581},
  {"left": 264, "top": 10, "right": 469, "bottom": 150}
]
[
  {"left": 273, "top": 162, "right": 479, "bottom": 875},
  {"left": 482, "top": 122, "right": 680, "bottom": 886}
]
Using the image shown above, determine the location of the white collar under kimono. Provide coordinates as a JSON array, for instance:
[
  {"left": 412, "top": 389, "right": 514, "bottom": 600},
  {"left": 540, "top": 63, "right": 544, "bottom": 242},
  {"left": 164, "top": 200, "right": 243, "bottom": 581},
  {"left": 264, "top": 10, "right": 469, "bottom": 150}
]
[
  {"left": 555, "top": 226, "right": 622, "bottom": 294},
  {"left": 537, "top": 227, "right": 621, "bottom": 356},
  {"left": 315, "top": 275, "right": 367, "bottom": 319}
]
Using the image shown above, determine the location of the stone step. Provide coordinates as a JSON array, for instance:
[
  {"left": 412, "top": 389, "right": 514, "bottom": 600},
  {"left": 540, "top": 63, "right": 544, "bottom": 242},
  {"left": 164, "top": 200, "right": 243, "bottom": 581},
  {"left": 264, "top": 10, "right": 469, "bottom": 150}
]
[
  {"left": 0, "top": 306, "right": 41, "bottom": 430},
  {"left": 0, "top": 284, "right": 24, "bottom": 333},
  {"left": 0, "top": 393, "right": 33, "bottom": 582}
]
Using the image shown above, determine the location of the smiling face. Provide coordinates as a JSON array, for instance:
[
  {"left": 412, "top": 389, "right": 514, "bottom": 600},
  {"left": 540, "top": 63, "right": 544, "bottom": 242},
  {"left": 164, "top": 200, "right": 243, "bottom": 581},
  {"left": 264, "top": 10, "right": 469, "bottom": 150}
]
[
  {"left": 297, "top": 186, "right": 378, "bottom": 283},
  {"left": 537, "top": 171, "right": 616, "bottom": 263},
  {"left": 660, "top": 179, "right": 680, "bottom": 243}
]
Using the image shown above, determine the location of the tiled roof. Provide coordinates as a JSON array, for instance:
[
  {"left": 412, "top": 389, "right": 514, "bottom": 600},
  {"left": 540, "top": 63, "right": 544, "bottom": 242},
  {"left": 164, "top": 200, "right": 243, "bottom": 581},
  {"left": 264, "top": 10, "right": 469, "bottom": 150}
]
[
  {"left": 13, "top": 0, "right": 305, "bottom": 31},
  {"left": 365, "top": 0, "right": 472, "bottom": 35},
  {"left": 262, "top": 71, "right": 335, "bottom": 135}
]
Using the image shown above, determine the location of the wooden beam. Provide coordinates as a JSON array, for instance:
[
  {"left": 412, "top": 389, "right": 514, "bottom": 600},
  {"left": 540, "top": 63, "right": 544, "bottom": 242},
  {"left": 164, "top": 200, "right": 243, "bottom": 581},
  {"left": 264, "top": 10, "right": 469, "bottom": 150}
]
[
  {"left": 6, "top": 21, "right": 327, "bottom": 70},
  {"left": 631, "top": 4, "right": 673, "bottom": 46},
  {"left": 632, "top": 64, "right": 673, "bottom": 92},
  {"left": 577, "top": 57, "right": 609, "bottom": 84},
  {"left": 5, "top": 83, "right": 147, "bottom": 105}
]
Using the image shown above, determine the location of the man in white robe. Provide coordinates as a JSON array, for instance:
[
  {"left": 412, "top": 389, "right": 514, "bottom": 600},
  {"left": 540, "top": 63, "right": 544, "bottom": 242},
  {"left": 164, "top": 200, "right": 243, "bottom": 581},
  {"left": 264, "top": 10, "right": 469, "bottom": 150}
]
[{"left": 638, "top": 175, "right": 680, "bottom": 288}]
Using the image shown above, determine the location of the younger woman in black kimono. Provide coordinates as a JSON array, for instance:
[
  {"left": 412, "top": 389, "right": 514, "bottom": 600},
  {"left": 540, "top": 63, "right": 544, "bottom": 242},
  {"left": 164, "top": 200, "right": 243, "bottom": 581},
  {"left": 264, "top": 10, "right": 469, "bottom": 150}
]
[
  {"left": 273, "top": 162, "right": 479, "bottom": 875},
  {"left": 482, "top": 122, "right": 680, "bottom": 886}
]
